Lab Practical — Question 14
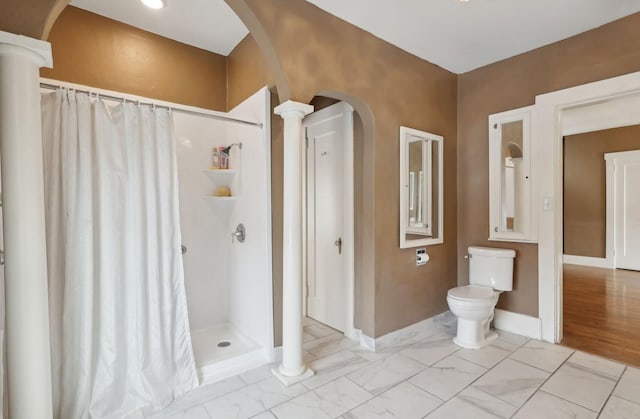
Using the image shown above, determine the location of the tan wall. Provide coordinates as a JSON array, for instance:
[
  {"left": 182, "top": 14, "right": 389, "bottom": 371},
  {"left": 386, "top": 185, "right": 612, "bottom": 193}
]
[
  {"left": 234, "top": 0, "right": 458, "bottom": 337},
  {"left": 41, "top": 6, "right": 228, "bottom": 111},
  {"left": 564, "top": 126, "right": 640, "bottom": 258},
  {"left": 458, "top": 12, "right": 640, "bottom": 317},
  {"left": 227, "top": 34, "right": 275, "bottom": 110},
  {"left": 0, "top": 0, "right": 66, "bottom": 39}
]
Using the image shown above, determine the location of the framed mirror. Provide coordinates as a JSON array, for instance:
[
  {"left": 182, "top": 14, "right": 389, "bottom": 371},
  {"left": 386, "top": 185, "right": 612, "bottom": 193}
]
[
  {"left": 488, "top": 106, "right": 537, "bottom": 242},
  {"left": 400, "top": 127, "right": 444, "bottom": 248}
]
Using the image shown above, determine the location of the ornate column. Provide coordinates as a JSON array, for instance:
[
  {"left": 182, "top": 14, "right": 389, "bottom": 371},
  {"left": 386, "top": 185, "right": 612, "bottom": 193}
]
[
  {"left": 0, "top": 31, "right": 53, "bottom": 418},
  {"left": 272, "top": 100, "right": 315, "bottom": 385}
]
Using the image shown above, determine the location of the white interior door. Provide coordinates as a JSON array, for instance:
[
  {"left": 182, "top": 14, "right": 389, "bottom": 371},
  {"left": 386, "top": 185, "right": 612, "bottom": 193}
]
[
  {"left": 614, "top": 150, "right": 640, "bottom": 271},
  {"left": 304, "top": 103, "right": 352, "bottom": 332}
]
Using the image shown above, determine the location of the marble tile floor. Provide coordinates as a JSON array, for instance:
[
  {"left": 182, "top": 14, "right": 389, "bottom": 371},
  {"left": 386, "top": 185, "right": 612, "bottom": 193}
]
[{"left": 148, "top": 317, "right": 640, "bottom": 419}]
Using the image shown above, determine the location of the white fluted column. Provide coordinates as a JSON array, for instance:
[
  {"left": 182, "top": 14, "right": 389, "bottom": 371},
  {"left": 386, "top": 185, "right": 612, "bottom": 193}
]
[
  {"left": 0, "top": 31, "right": 53, "bottom": 419},
  {"left": 272, "top": 100, "right": 314, "bottom": 386}
]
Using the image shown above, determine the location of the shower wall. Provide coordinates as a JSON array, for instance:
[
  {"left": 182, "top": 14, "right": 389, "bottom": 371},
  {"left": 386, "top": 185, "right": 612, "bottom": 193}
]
[
  {"left": 175, "top": 87, "right": 273, "bottom": 353},
  {"left": 226, "top": 88, "right": 273, "bottom": 352},
  {"left": 174, "top": 115, "right": 229, "bottom": 331}
]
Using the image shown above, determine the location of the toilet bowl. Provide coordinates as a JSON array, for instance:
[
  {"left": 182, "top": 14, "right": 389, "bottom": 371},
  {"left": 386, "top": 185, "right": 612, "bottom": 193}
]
[
  {"left": 447, "top": 285, "right": 499, "bottom": 349},
  {"left": 447, "top": 247, "right": 515, "bottom": 349}
]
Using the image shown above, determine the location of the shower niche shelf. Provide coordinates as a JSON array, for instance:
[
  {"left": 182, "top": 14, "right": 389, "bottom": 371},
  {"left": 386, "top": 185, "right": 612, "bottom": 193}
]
[{"left": 202, "top": 168, "right": 239, "bottom": 202}]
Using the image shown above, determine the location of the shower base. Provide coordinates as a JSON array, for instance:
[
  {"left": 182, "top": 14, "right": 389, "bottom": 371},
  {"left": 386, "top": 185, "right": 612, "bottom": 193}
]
[{"left": 191, "top": 324, "right": 266, "bottom": 385}]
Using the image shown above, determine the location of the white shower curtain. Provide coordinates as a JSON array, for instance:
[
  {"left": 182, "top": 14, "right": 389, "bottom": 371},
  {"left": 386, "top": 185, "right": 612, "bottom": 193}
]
[{"left": 41, "top": 90, "right": 198, "bottom": 419}]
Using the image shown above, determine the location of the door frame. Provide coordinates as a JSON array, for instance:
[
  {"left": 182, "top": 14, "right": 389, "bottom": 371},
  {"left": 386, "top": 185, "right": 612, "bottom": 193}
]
[
  {"left": 536, "top": 70, "right": 640, "bottom": 343},
  {"left": 302, "top": 101, "right": 356, "bottom": 339}
]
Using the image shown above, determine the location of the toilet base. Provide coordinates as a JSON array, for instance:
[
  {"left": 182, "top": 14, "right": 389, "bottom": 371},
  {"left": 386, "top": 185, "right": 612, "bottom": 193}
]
[
  {"left": 452, "top": 313, "right": 498, "bottom": 349},
  {"left": 453, "top": 330, "right": 497, "bottom": 349}
]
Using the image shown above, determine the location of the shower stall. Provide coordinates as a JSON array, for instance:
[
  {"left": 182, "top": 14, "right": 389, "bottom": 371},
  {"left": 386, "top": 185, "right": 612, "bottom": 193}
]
[
  {"left": 0, "top": 80, "right": 274, "bottom": 418},
  {"left": 173, "top": 87, "right": 274, "bottom": 384}
]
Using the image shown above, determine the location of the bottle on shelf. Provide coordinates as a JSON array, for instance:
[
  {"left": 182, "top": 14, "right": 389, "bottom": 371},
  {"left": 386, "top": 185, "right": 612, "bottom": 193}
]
[
  {"left": 219, "top": 146, "right": 229, "bottom": 169},
  {"left": 211, "top": 147, "right": 220, "bottom": 169}
]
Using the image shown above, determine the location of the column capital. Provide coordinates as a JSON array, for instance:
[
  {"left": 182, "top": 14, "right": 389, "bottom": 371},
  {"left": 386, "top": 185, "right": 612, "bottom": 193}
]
[
  {"left": 274, "top": 100, "right": 314, "bottom": 119},
  {"left": 0, "top": 31, "right": 52, "bottom": 68}
]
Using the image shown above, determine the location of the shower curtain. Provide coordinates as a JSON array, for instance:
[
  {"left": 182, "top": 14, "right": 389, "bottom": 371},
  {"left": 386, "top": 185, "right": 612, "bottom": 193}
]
[{"left": 41, "top": 90, "right": 198, "bottom": 419}]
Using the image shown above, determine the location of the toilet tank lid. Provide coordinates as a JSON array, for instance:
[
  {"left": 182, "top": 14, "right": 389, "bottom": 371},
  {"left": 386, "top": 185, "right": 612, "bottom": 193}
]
[{"left": 469, "top": 246, "right": 516, "bottom": 258}]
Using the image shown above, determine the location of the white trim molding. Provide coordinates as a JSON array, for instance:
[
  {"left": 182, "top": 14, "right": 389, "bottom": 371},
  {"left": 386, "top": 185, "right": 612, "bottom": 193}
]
[
  {"left": 563, "top": 255, "right": 613, "bottom": 269},
  {"left": 493, "top": 309, "right": 542, "bottom": 340},
  {"left": 535, "top": 70, "right": 640, "bottom": 343}
]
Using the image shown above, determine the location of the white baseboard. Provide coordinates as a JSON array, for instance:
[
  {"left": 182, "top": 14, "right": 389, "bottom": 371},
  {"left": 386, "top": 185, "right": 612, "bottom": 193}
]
[
  {"left": 359, "top": 312, "right": 451, "bottom": 352},
  {"left": 493, "top": 309, "right": 542, "bottom": 340},
  {"left": 563, "top": 254, "right": 613, "bottom": 269}
]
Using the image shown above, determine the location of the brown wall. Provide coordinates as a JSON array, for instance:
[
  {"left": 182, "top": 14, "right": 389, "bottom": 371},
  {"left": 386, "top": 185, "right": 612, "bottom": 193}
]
[
  {"left": 564, "top": 125, "right": 640, "bottom": 258},
  {"left": 0, "top": 0, "right": 66, "bottom": 40},
  {"left": 227, "top": 34, "right": 275, "bottom": 110},
  {"left": 42, "top": 6, "right": 227, "bottom": 111},
  {"left": 233, "top": 0, "right": 458, "bottom": 337},
  {"left": 458, "top": 12, "right": 640, "bottom": 317}
]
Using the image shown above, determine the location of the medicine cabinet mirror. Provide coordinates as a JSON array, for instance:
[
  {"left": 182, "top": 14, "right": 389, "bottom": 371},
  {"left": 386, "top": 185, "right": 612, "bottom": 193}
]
[
  {"left": 400, "top": 127, "right": 444, "bottom": 248},
  {"left": 488, "top": 106, "right": 537, "bottom": 242}
]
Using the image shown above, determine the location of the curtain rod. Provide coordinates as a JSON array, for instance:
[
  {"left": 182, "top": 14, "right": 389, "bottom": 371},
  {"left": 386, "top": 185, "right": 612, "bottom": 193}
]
[{"left": 39, "top": 82, "right": 264, "bottom": 128}]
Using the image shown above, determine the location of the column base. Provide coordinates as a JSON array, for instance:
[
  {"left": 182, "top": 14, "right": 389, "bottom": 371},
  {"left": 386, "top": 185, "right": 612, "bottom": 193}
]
[{"left": 271, "top": 365, "right": 315, "bottom": 387}]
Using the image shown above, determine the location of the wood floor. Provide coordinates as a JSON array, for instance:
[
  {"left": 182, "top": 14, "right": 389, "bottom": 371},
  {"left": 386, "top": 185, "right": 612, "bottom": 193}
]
[{"left": 562, "top": 264, "right": 640, "bottom": 368}]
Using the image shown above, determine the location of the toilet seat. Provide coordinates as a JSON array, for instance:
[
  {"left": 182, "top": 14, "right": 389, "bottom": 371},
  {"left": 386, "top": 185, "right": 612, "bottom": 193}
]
[{"left": 447, "top": 285, "right": 498, "bottom": 302}]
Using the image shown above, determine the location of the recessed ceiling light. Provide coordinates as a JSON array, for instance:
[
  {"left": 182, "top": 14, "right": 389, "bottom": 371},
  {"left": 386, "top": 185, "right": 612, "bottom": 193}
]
[{"left": 140, "top": 0, "right": 167, "bottom": 9}]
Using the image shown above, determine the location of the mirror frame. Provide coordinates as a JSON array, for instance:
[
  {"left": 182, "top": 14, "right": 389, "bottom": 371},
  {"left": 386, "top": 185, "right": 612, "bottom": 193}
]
[
  {"left": 399, "top": 126, "right": 444, "bottom": 248},
  {"left": 488, "top": 105, "right": 537, "bottom": 243}
]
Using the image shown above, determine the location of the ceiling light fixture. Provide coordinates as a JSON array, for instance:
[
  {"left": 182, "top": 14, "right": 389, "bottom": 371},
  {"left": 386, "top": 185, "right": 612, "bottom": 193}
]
[{"left": 140, "top": 0, "right": 167, "bottom": 9}]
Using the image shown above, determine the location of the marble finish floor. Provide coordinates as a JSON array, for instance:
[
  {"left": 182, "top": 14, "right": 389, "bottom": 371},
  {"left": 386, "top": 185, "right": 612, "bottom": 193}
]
[{"left": 148, "top": 317, "right": 640, "bottom": 419}]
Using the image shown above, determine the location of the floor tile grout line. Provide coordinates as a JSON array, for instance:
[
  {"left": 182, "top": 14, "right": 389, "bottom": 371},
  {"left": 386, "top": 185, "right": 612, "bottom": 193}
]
[
  {"left": 287, "top": 348, "right": 378, "bottom": 401},
  {"left": 444, "top": 346, "right": 573, "bottom": 417},
  {"left": 507, "top": 355, "right": 574, "bottom": 418},
  {"left": 532, "top": 351, "right": 611, "bottom": 414},
  {"left": 598, "top": 365, "right": 627, "bottom": 415},
  {"left": 507, "top": 355, "right": 571, "bottom": 376},
  {"left": 340, "top": 370, "right": 447, "bottom": 417},
  {"left": 450, "top": 349, "right": 510, "bottom": 370},
  {"left": 538, "top": 390, "right": 600, "bottom": 414}
]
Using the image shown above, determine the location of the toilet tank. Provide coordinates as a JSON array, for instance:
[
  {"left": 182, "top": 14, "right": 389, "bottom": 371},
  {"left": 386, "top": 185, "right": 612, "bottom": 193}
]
[{"left": 468, "top": 246, "right": 516, "bottom": 291}]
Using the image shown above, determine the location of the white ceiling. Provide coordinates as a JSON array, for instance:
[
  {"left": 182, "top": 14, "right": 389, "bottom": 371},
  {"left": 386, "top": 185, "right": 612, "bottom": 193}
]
[
  {"left": 69, "top": 0, "right": 248, "bottom": 56},
  {"left": 69, "top": 0, "right": 640, "bottom": 74}
]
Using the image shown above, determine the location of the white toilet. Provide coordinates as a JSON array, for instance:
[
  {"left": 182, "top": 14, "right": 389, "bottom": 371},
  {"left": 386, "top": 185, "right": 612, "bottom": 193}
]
[{"left": 447, "top": 246, "right": 516, "bottom": 349}]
